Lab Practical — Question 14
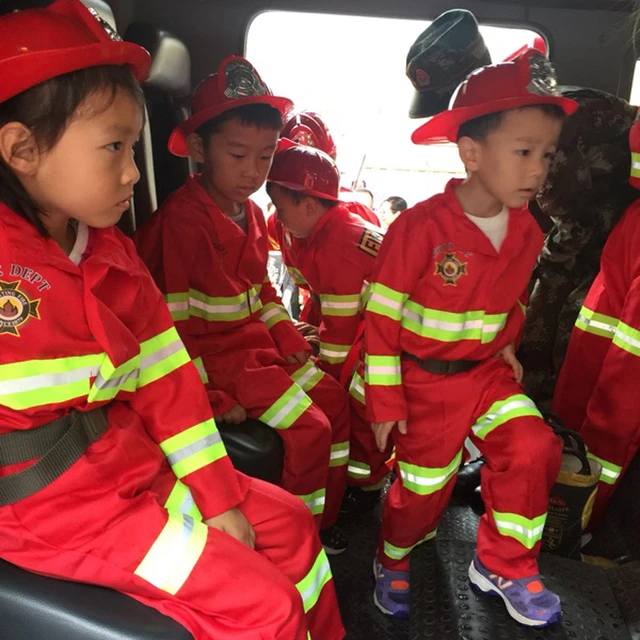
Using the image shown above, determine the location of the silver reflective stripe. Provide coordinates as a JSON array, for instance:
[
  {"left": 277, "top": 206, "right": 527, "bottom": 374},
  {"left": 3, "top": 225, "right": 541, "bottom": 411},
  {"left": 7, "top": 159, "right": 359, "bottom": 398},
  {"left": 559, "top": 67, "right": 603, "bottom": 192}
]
[
  {"left": 94, "top": 368, "right": 139, "bottom": 390},
  {"left": 141, "top": 339, "right": 183, "bottom": 370},
  {"left": 166, "top": 432, "right": 223, "bottom": 466},
  {"left": 0, "top": 364, "right": 100, "bottom": 395}
]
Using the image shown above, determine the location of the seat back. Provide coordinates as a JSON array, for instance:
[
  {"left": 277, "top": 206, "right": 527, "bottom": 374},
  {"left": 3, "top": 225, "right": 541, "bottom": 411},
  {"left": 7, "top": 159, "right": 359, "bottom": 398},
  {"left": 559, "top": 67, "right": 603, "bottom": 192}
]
[{"left": 125, "top": 21, "right": 195, "bottom": 228}]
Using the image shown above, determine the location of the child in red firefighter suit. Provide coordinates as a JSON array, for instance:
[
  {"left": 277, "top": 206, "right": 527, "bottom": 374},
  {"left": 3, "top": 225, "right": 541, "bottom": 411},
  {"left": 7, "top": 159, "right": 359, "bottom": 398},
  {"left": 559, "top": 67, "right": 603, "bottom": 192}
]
[
  {"left": 267, "top": 111, "right": 381, "bottom": 330},
  {"left": 266, "top": 141, "right": 393, "bottom": 509},
  {"left": 552, "top": 118, "right": 640, "bottom": 527},
  {"left": 365, "top": 50, "right": 577, "bottom": 626},
  {"left": 135, "top": 56, "right": 350, "bottom": 552},
  {"left": 0, "top": 3, "right": 345, "bottom": 639}
]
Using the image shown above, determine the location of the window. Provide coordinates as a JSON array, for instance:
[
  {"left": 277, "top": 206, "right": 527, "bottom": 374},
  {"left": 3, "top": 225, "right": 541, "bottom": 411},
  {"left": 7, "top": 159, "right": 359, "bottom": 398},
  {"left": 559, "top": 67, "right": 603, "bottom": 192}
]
[{"left": 247, "top": 11, "right": 542, "bottom": 211}]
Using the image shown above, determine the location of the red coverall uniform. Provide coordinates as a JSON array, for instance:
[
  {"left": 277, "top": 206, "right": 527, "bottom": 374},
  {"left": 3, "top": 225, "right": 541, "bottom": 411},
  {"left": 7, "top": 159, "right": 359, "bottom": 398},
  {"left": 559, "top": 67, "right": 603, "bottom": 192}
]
[
  {"left": 553, "top": 200, "right": 640, "bottom": 525},
  {"left": 273, "top": 204, "right": 392, "bottom": 488},
  {"left": 0, "top": 206, "right": 344, "bottom": 640},
  {"left": 365, "top": 180, "right": 562, "bottom": 577},
  {"left": 268, "top": 202, "right": 381, "bottom": 326},
  {"left": 135, "top": 176, "right": 349, "bottom": 529}
]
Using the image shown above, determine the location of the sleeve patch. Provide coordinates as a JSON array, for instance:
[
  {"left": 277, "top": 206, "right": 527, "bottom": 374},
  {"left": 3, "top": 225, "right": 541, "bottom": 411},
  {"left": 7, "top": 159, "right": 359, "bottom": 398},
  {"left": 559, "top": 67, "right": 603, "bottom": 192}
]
[{"left": 358, "top": 228, "right": 383, "bottom": 258}]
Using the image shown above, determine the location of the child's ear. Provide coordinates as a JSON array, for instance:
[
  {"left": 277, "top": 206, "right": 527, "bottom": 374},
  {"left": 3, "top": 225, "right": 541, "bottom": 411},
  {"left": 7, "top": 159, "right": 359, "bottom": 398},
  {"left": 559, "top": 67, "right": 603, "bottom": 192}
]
[
  {"left": 186, "top": 133, "right": 206, "bottom": 164},
  {"left": 457, "top": 136, "right": 481, "bottom": 173},
  {"left": 0, "top": 122, "right": 41, "bottom": 177}
]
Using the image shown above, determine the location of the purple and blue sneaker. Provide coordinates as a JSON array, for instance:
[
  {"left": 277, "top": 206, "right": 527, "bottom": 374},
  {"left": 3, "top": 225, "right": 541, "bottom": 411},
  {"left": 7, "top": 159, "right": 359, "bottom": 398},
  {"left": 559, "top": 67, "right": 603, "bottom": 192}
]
[
  {"left": 468, "top": 556, "right": 562, "bottom": 627},
  {"left": 373, "top": 556, "right": 410, "bottom": 620}
]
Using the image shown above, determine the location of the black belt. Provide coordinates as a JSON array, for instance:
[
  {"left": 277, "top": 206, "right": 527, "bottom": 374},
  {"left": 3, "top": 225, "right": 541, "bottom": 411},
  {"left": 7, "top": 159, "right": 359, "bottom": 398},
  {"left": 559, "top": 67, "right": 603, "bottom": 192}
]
[
  {"left": 402, "top": 352, "right": 481, "bottom": 375},
  {"left": 0, "top": 407, "right": 108, "bottom": 506}
]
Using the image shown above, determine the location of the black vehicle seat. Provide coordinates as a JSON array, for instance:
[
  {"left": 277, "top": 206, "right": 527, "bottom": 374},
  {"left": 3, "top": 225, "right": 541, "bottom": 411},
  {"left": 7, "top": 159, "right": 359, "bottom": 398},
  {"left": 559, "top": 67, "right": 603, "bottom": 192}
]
[{"left": 124, "top": 21, "right": 195, "bottom": 219}]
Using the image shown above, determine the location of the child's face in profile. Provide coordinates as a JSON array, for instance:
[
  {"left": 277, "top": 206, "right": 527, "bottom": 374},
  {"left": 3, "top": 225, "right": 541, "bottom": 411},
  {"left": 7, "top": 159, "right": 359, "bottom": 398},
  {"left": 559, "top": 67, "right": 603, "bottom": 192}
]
[
  {"left": 269, "top": 185, "right": 316, "bottom": 238},
  {"left": 196, "top": 118, "right": 278, "bottom": 214},
  {"left": 26, "top": 88, "right": 143, "bottom": 228},
  {"left": 468, "top": 107, "right": 562, "bottom": 210}
]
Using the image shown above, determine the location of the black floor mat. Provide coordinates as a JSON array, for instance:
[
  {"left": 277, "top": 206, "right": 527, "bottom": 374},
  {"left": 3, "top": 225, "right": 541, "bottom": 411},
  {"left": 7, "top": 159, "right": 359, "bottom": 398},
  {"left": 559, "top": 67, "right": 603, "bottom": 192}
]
[
  {"left": 332, "top": 491, "right": 635, "bottom": 640},
  {"left": 410, "top": 539, "right": 631, "bottom": 640}
]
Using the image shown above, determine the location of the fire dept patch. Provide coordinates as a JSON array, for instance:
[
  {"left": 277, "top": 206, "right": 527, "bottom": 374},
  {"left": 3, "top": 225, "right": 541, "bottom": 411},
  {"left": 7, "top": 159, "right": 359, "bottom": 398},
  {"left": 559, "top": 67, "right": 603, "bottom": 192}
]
[
  {"left": 0, "top": 281, "right": 40, "bottom": 336},
  {"left": 224, "top": 59, "right": 268, "bottom": 99},
  {"left": 435, "top": 253, "right": 468, "bottom": 286},
  {"left": 358, "top": 228, "right": 383, "bottom": 258}
]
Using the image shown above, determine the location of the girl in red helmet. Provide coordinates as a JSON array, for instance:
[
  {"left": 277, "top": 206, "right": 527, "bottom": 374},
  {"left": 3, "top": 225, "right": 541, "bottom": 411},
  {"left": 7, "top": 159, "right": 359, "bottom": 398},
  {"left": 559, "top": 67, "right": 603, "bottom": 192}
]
[{"left": 0, "top": 2, "right": 344, "bottom": 639}]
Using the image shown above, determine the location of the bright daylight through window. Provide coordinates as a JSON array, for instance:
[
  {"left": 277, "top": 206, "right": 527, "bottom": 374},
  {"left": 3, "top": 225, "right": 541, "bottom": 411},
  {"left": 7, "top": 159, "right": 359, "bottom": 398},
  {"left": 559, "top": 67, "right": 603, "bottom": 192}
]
[{"left": 247, "top": 11, "right": 542, "bottom": 212}]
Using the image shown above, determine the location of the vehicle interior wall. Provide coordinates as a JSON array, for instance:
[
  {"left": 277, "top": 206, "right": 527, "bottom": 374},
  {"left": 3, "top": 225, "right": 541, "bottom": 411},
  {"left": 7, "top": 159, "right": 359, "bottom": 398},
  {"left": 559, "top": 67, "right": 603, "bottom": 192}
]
[{"left": 110, "top": 0, "right": 638, "bottom": 100}]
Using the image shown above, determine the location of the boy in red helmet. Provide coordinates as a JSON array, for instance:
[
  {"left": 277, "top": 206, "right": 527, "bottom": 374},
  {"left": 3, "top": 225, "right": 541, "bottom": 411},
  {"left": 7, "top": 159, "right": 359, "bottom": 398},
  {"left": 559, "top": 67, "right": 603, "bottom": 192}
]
[
  {"left": 266, "top": 141, "right": 392, "bottom": 500},
  {"left": 365, "top": 50, "right": 577, "bottom": 625},
  {"left": 135, "top": 57, "right": 350, "bottom": 553},
  {"left": 551, "top": 118, "right": 640, "bottom": 527}
]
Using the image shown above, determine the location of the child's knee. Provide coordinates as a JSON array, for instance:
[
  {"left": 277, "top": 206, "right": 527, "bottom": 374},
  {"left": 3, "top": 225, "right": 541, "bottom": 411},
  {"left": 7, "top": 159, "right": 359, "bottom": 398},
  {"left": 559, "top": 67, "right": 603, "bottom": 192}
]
[{"left": 511, "top": 419, "right": 562, "bottom": 473}]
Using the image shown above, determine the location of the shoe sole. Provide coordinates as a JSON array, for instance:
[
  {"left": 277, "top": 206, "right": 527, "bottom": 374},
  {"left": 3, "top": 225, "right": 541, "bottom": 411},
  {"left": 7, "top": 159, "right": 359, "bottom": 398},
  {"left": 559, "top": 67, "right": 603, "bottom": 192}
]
[
  {"left": 323, "top": 545, "right": 347, "bottom": 556},
  {"left": 372, "top": 558, "right": 410, "bottom": 620},
  {"left": 468, "top": 562, "right": 562, "bottom": 628}
]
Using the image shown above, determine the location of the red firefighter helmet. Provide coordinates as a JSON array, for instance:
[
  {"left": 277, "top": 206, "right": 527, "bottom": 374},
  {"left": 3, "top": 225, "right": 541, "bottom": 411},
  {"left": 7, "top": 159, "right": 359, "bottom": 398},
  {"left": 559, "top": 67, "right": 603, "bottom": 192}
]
[
  {"left": 630, "top": 116, "right": 640, "bottom": 189},
  {"left": 281, "top": 111, "right": 337, "bottom": 160},
  {"left": 412, "top": 49, "right": 577, "bottom": 145},
  {"left": 268, "top": 140, "right": 340, "bottom": 201},
  {"left": 0, "top": 0, "right": 150, "bottom": 105}
]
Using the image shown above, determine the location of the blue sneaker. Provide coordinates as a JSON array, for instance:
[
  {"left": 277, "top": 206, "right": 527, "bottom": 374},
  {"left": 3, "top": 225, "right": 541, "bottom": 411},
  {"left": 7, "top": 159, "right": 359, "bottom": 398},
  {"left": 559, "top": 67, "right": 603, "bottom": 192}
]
[
  {"left": 468, "top": 556, "right": 562, "bottom": 627},
  {"left": 373, "top": 556, "right": 410, "bottom": 620}
]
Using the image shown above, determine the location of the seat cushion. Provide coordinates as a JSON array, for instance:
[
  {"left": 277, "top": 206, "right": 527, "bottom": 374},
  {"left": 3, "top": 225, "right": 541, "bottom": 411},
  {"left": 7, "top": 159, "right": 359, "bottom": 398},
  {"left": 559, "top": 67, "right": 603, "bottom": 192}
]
[{"left": 0, "top": 559, "right": 192, "bottom": 639}]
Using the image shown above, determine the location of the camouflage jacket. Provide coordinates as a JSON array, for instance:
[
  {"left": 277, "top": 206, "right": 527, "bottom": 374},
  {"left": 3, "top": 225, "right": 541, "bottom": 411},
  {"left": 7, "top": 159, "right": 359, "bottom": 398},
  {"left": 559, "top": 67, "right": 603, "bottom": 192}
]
[{"left": 519, "top": 88, "right": 638, "bottom": 406}]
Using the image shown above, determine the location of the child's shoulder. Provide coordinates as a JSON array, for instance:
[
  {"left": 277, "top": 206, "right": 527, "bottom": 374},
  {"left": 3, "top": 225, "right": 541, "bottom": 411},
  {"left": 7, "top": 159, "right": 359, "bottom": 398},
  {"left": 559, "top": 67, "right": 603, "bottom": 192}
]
[{"left": 388, "top": 191, "right": 449, "bottom": 232}]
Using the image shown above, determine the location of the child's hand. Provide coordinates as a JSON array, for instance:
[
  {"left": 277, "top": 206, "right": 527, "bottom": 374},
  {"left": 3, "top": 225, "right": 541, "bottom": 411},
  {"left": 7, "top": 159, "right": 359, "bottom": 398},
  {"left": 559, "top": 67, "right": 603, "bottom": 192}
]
[
  {"left": 496, "top": 342, "right": 524, "bottom": 384},
  {"left": 219, "top": 404, "right": 247, "bottom": 425},
  {"left": 205, "top": 507, "right": 256, "bottom": 549},
  {"left": 295, "top": 321, "right": 319, "bottom": 339},
  {"left": 371, "top": 420, "right": 407, "bottom": 452},
  {"left": 285, "top": 350, "right": 311, "bottom": 365}
]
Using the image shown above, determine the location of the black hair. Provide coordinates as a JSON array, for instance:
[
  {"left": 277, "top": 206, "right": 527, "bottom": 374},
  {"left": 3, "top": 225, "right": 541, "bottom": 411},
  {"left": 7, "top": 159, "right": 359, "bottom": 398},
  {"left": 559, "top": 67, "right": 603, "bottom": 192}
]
[
  {"left": 196, "top": 103, "right": 284, "bottom": 148},
  {"left": 0, "top": 64, "right": 145, "bottom": 236},
  {"left": 456, "top": 104, "right": 567, "bottom": 142},
  {"left": 384, "top": 196, "right": 407, "bottom": 213},
  {"left": 266, "top": 181, "right": 336, "bottom": 210}
]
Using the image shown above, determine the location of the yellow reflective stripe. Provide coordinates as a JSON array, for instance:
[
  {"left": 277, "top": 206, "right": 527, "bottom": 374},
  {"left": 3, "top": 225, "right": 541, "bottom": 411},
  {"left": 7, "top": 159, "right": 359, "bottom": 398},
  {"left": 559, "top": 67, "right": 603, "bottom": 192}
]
[
  {"left": 319, "top": 341, "right": 351, "bottom": 364},
  {"left": 296, "top": 550, "right": 332, "bottom": 613},
  {"left": 399, "top": 449, "right": 462, "bottom": 495},
  {"left": 0, "top": 353, "right": 103, "bottom": 410},
  {"left": 613, "top": 320, "right": 640, "bottom": 358},
  {"left": 575, "top": 305, "right": 619, "bottom": 340},
  {"left": 160, "top": 418, "right": 226, "bottom": 478},
  {"left": 492, "top": 510, "right": 547, "bottom": 549},
  {"left": 287, "top": 266, "right": 308, "bottom": 286},
  {"left": 365, "top": 354, "right": 402, "bottom": 386},
  {"left": 88, "top": 353, "right": 139, "bottom": 402},
  {"left": 192, "top": 356, "right": 209, "bottom": 384},
  {"left": 330, "top": 441, "right": 349, "bottom": 467},
  {"left": 472, "top": 395, "right": 541, "bottom": 440},
  {"left": 632, "top": 151, "right": 640, "bottom": 179},
  {"left": 587, "top": 452, "right": 622, "bottom": 485},
  {"left": 320, "top": 292, "right": 362, "bottom": 317},
  {"left": 402, "top": 301, "right": 508, "bottom": 344},
  {"left": 517, "top": 299, "right": 527, "bottom": 315},
  {"left": 188, "top": 286, "right": 263, "bottom": 322},
  {"left": 259, "top": 301, "right": 291, "bottom": 329},
  {"left": 347, "top": 460, "right": 370, "bottom": 479},
  {"left": 138, "top": 327, "right": 190, "bottom": 388},
  {"left": 383, "top": 528, "right": 437, "bottom": 560},
  {"left": 165, "top": 292, "right": 189, "bottom": 322},
  {"left": 163, "top": 479, "right": 203, "bottom": 521},
  {"left": 259, "top": 382, "right": 312, "bottom": 429},
  {"left": 297, "top": 488, "right": 326, "bottom": 516},
  {"left": 134, "top": 512, "right": 207, "bottom": 595},
  {"left": 366, "top": 283, "right": 407, "bottom": 322},
  {"left": 290, "top": 361, "right": 325, "bottom": 392},
  {"left": 348, "top": 371, "right": 365, "bottom": 405}
]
